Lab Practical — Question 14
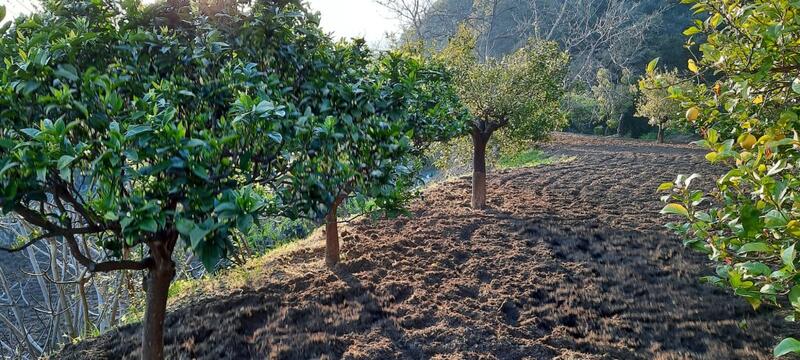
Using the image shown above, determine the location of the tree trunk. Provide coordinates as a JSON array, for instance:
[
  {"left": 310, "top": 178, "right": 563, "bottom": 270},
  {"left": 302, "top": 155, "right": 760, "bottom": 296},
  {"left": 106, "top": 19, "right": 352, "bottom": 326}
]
[
  {"left": 325, "top": 201, "right": 340, "bottom": 266},
  {"left": 471, "top": 129, "right": 490, "bottom": 210},
  {"left": 141, "top": 257, "right": 175, "bottom": 360},
  {"left": 657, "top": 124, "right": 665, "bottom": 143},
  {"left": 616, "top": 113, "right": 624, "bottom": 137}
]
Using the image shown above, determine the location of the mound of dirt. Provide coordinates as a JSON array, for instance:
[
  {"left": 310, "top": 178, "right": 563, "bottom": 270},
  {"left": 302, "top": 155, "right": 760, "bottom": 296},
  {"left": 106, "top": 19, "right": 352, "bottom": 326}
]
[{"left": 60, "top": 133, "right": 797, "bottom": 359}]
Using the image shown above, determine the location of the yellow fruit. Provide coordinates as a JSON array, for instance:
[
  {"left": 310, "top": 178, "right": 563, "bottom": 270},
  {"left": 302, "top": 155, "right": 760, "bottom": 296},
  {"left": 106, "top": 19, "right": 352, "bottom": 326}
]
[
  {"left": 758, "top": 164, "right": 767, "bottom": 173},
  {"left": 686, "top": 107, "right": 700, "bottom": 122},
  {"left": 739, "top": 151, "right": 752, "bottom": 162},
  {"left": 739, "top": 133, "right": 757, "bottom": 150},
  {"left": 788, "top": 220, "right": 800, "bottom": 237}
]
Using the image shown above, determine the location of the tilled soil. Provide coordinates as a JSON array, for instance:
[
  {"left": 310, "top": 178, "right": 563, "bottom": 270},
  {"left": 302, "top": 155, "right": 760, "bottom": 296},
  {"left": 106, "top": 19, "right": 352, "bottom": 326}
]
[{"left": 60, "top": 133, "right": 798, "bottom": 359}]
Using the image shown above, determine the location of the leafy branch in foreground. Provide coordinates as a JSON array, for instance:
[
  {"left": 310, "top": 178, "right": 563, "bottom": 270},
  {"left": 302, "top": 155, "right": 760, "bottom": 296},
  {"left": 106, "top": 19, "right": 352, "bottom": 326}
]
[{"left": 657, "top": 0, "right": 800, "bottom": 356}]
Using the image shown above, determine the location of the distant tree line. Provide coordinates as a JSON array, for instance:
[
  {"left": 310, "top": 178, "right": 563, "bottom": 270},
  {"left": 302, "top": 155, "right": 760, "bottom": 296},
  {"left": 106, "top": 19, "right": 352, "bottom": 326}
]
[{"left": 378, "top": 0, "right": 697, "bottom": 138}]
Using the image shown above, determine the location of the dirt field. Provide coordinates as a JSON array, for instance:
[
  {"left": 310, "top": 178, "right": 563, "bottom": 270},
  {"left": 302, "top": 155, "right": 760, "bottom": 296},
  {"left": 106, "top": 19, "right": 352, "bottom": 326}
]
[{"left": 60, "top": 133, "right": 798, "bottom": 359}]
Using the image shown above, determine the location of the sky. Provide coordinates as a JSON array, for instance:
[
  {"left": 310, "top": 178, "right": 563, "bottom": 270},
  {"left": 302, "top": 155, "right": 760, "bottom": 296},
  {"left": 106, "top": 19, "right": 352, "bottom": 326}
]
[{"left": 0, "top": 0, "right": 401, "bottom": 47}]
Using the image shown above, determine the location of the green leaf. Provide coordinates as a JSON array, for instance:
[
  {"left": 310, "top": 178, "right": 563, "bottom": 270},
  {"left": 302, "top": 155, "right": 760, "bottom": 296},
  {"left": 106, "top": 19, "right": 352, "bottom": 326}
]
[
  {"left": 200, "top": 244, "right": 222, "bottom": 271},
  {"left": 740, "top": 204, "right": 762, "bottom": 237},
  {"left": 740, "top": 262, "right": 771, "bottom": 276},
  {"left": 254, "top": 100, "right": 274, "bottom": 114},
  {"left": 660, "top": 203, "right": 689, "bottom": 217},
  {"left": 789, "top": 286, "right": 800, "bottom": 310},
  {"left": 237, "top": 214, "right": 254, "bottom": 232},
  {"left": 737, "top": 242, "right": 772, "bottom": 254},
  {"left": 267, "top": 132, "right": 282, "bottom": 143},
  {"left": 0, "top": 162, "right": 19, "bottom": 178},
  {"left": 783, "top": 244, "right": 796, "bottom": 270},
  {"left": 20, "top": 128, "right": 41, "bottom": 138},
  {"left": 683, "top": 26, "right": 702, "bottom": 36},
  {"left": 214, "top": 202, "right": 238, "bottom": 215},
  {"left": 657, "top": 182, "right": 674, "bottom": 192},
  {"left": 189, "top": 227, "right": 209, "bottom": 249},
  {"left": 765, "top": 210, "right": 789, "bottom": 228},
  {"left": 57, "top": 155, "right": 76, "bottom": 170},
  {"left": 775, "top": 337, "right": 800, "bottom": 357},
  {"left": 125, "top": 125, "right": 152, "bottom": 139},
  {"left": 0, "top": 6, "right": 6, "bottom": 23},
  {"left": 646, "top": 58, "right": 660, "bottom": 74},
  {"left": 793, "top": 78, "right": 800, "bottom": 95},
  {"left": 176, "top": 219, "right": 195, "bottom": 235},
  {"left": 139, "top": 218, "right": 158, "bottom": 233},
  {"left": 54, "top": 64, "right": 79, "bottom": 81}
]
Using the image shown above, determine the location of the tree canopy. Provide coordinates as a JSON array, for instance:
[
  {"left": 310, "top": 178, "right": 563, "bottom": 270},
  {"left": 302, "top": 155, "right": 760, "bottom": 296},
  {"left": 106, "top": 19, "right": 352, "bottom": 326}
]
[
  {"left": 635, "top": 66, "right": 687, "bottom": 143},
  {"left": 0, "top": 0, "right": 465, "bottom": 357},
  {"left": 439, "top": 26, "right": 567, "bottom": 209}
]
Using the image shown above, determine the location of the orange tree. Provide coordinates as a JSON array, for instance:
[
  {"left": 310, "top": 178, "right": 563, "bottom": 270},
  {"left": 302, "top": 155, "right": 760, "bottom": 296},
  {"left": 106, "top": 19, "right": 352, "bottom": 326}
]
[
  {"left": 0, "top": 0, "right": 463, "bottom": 358},
  {"left": 636, "top": 65, "right": 688, "bottom": 143},
  {"left": 657, "top": 0, "right": 800, "bottom": 355},
  {"left": 275, "top": 47, "right": 468, "bottom": 265},
  {"left": 440, "top": 26, "right": 568, "bottom": 209}
]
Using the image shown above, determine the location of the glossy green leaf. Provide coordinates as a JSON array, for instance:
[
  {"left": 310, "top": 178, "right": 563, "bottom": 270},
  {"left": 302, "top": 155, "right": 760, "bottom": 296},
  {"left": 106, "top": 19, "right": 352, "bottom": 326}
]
[
  {"left": 775, "top": 338, "right": 800, "bottom": 357},
  {"left": 737, "top": 242, "right": 772, "bottom": 254},
  {"left": 660, "top": 203, "right": 689, "bottom": 217}
]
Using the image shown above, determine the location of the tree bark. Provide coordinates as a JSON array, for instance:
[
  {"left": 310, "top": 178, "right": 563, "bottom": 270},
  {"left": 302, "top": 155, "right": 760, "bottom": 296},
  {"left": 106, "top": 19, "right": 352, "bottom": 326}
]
[
  {"left": 325, "top": 200, "right": 341, "bottom": 266},
  {"left": 471, "top": 129, "right": 490, "bottom": 210},
  {"left": 141, "top": 248, "right": 175, "bottom": 360},
  {"left": 657, "top": 123, "right": 665, "bottom": 143},
  {"left": 616, "top": 113, "right": 624, "bottom": 137}
]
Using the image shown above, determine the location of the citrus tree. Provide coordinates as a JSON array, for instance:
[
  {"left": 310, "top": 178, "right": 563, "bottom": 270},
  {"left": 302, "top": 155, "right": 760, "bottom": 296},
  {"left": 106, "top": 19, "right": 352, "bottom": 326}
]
[
  {"left": 657, "top": 0, "right": 800, "bottom": 355},
  {"left": 592, "top": 68, "right": 635, "bottom": 137},
  {"left": 0, "top": 2, "right": 293, "bottom": 358},
  {"left": 0, "top": 1, "right": 467, "bottom": 357},
  {"left": 0, "top": 0, "right": 409, "bottom": 357},
  {"left": 636, "top": 65, "right": 687, "bottom": 143},
  {"left": 277, "top": 47, "right": 467, "bottom": 265},
  {"left": 440, "top": 26, "right": 568, "bottom": 209}
]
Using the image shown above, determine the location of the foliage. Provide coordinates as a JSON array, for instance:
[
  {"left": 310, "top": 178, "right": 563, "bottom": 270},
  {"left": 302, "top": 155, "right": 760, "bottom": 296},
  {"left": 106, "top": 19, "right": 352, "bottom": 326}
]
[
  {"left": 0, "top": 0, "right": 465, "bottom": 355},
  {"left": 441, "top": 26, "right": 568, "bottom": 144},
  {"left": 276, "top": 47, "right": 467, "bottom": 222},
  {"left": 636, "top": 65, "right": 689, "bottom": 141},
  {"left": 657, "top": 0, "right": 800, "bottom": 355},
  {"left": 592, "top": 67, "right": 635, "bottom": 134},
  {"left": 563, "top": 91, "right": 601, "bottom": 134},
  {"left": 437, "top": 25, "right": 567, "bottom": 209}
]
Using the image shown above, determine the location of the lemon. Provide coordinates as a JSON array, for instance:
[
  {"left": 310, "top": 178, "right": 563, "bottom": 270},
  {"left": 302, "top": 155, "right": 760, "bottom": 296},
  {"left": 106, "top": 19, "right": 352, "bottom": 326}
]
[
  {"left": 787, "top": 220, "right": 800, "bottom": 237},
  {"left": 686, "top": 107, "right": 700, "bottom": 122},
  {"left": 738, "top": 133, "right": 757, "bottom": 150}
]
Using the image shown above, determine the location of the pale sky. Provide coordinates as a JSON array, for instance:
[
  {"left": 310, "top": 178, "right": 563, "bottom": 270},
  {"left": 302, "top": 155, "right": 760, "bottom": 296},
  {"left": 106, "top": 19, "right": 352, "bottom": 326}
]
[
  {"left": 306, "top": 0, "right": 401, "bottom": 48},
  {"left": 0, "top": 0, "right": 401, "bottom": 47}
]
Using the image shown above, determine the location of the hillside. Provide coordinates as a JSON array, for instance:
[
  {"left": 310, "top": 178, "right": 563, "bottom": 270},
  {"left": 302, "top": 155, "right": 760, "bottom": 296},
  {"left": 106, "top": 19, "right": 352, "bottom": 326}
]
[
  {"left": 61, "top": 134, "right": 796, "bottom": 359},
  {"left": 416, "top": 0, "right": 693, "bottom": 78}
]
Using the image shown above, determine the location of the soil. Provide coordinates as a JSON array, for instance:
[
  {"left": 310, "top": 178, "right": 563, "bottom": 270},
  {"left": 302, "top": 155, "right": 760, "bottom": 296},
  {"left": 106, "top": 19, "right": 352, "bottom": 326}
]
[{"left": 59, "top": 133, "right": 798, "bottom": 359}]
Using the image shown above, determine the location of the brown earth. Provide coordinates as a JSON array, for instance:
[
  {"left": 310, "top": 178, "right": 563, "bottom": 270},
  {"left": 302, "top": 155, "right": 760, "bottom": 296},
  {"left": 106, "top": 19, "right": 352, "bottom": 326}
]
[{"left": 59, "top": 133, "right": 798, "bottom": 359}]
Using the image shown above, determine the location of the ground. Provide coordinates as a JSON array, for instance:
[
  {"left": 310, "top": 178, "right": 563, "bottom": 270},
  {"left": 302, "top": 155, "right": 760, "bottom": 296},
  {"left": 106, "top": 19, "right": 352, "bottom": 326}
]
[{"left": 60, "top": 133, "right": 797, "bottom": 359}]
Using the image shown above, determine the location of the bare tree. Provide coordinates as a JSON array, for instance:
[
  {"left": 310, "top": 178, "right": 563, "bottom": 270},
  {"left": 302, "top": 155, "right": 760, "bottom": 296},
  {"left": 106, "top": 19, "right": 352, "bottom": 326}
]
[
  {"left": 512, "top": 0, "right": 664, "bottom": 85},
  {"left": 376, "top": 0, "right": 665, "bottom": 84},
  {"left": 0, "top": 213, "right": 151, "bottom": 359},
  {"left": 375, "top": 0, "right": 435, "bottom": 42}
]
